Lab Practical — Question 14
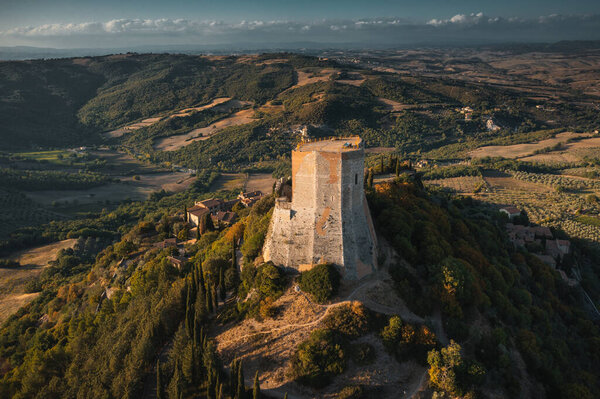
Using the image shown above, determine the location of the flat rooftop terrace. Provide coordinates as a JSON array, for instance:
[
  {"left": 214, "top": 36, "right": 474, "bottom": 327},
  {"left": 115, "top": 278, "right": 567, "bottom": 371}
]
[{"left": 296, "top": 137, "right": 362, "bottom": 153}]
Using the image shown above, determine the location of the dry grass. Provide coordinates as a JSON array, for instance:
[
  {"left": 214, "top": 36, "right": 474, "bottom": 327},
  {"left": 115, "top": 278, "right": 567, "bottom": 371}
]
[
  {"left": 469, "top": 132, "right": 585, "bottom": 159},
  {"left": 336, "top": 72, "right": 366, "bottom": 86},
  {"left": 154, "top": 108, "right": 257, "bottom": 151},
  {"left": 0, "top": 239, "right": 77, "bottom": 325},
  {"left": 210, "top": 173, "right": 246, "bottom": 192},
  {"left": 290, "top": 69, "right": 337, "bottom": 90},
  {"left": 469, "top": 132, "right": 600, "bottom": 165},
  {"left": 104, "top": 97, "right": 250, "bottom": 138},
  {"left": 377, "top": 97, "right": 412, "bottom": 112},
  {"left": 245, "top": 173, "right": 276, "bottom": 194}
]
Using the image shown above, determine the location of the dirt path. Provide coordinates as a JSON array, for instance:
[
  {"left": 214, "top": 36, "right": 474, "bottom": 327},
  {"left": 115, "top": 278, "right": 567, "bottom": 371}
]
[{"left": 219, "top": 276, "right": 421, "bottom": 346}]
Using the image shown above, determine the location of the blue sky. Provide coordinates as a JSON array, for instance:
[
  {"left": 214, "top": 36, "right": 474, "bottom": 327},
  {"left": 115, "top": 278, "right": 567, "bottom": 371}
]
[{"left": 1, "top": 0, "right": 600, "bottom": 48}]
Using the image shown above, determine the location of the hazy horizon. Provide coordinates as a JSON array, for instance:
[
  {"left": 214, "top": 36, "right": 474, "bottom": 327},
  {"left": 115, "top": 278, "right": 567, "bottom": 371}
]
[{"left": 1, "top": 0, "right": 600, "bottom": 49}]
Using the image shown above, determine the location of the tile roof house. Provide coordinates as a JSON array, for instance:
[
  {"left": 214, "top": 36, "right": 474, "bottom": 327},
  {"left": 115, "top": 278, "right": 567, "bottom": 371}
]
[
  {"left": 500, "top": 206, "right": 521, "bottom": 219},
  {"left": 212, "top": 211, "right": 238, "bottom": 227},
  {"left": 154, "top": 238, "right": 177, "bottom": 249},
  {"left": 238, "top": 191, "right": 264, "bottom": 207}
]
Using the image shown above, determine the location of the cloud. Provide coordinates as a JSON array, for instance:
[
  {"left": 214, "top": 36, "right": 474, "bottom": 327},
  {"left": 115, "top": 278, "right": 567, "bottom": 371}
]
[{"left": 1, "top": 14, "right": 600, "bottom": 48}]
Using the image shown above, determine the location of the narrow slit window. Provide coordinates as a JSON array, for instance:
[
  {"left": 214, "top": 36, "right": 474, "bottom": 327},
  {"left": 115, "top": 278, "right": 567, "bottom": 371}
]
[{"left": 355, "top": 173, "right": 358, "bottom": 185}]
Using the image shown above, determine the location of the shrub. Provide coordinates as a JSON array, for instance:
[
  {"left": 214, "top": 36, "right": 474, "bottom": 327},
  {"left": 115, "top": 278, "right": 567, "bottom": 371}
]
[
  {"left": 349, "top": 343, "right": 376, "bottom": 365},
  {"left": 288, "top": 329, "right": 346, "bottom": 388},
  {"left": 0, "top": 259, "right": 20, "bottom": 268},
  {"left": 323, "top": 302, "right": 371, "bottom": 339},
  {"left": 337, "top": 385, "right": 367, "bottom": 399},
  {"left": 299, "top": 263, "right": 341, "bottom": 303}
]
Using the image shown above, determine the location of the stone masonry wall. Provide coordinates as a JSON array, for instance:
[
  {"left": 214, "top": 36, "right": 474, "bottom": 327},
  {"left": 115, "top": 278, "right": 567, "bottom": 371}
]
[{"left": 263, "top": 141, "right": 377, "bottom": 279}]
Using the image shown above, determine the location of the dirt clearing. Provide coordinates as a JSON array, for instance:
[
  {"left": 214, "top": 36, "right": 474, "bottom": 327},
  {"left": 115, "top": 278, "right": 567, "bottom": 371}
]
[{"left": 0, "top": 239, "right": 77, "bottom": 325}]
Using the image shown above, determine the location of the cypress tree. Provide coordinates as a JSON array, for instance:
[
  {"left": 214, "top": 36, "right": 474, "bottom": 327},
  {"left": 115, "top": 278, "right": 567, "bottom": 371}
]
[
  {"left": 184, "top": 204, "right": 188, "bottom": 222},
  {"left": 380, "top": 155, "right": 384, "bottom": 173},
  {"left": 232, "top": 239, "right": 237, "bottom": 269},
  {"left": 156, "top": 361, "right": 163, "bottom": 399},
  {"left": 198, "top": 264, "right": 206, "bottom": 295},
  {"left": 196, "top": 225, "right": 201, "bottom": 240},
  {"left": 395, "top": 157, "right": 400, "bottom": 177},
  {"left": 171, "top": 360, "right": 183, "bottom": 399},
  {"left": 207, "top": 371, "right": 214, "bottom": 399},
  {"left": 214, "top": 374, "right": 220, "bottom": 399},
  {"left": 219, "top": 267, "right": 226, "bottom": 302},
  {"left": 236, "top": 360, "right": 245, "bottom": 399},
  {"left": 206, "top": 288, "right": 213, "bottom": 313},
  {"left": 252, "top": 370, "right": 260, "bottom": 399},
  {"left": 367, "top": 168, "right": 374, "bottom": 189},
  {"left": 212, "top": 287, "right": 219, "bottom": 311},
  {"left": 230, "top": 359, "right": 239, "bottom": 397}
]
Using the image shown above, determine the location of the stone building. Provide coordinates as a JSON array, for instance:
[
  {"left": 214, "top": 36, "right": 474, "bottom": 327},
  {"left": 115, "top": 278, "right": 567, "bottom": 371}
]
[{"left": 263, "top": 136, "right": 377, "bottom": 279}]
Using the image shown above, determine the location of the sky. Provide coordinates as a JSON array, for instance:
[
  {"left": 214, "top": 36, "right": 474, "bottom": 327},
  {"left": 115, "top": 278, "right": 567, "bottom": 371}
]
[{"left": 1, "top": 0, "right": 600, "bottom": 48}]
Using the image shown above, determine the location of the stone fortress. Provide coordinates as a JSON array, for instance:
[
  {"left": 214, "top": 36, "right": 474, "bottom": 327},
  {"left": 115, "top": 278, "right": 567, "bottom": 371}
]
[{"left": 263, "top": 136, "right": 377, "bottom": 279}]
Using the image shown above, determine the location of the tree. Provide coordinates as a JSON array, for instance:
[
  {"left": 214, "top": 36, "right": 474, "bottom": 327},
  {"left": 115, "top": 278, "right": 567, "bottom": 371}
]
[
  {"left": 219, "top": 267, "right": 226, "bottom": 302},
  {"left": 156, "top": 361, "right": 164, "bottom": 399},
  {"left": 236, "top": 360, "right": 245, "bottom": 399},
  {"left": 367, "top": 168, "right": 374, "bottom": 189},
  {"left": 299, "top": 263, "right": 341, "bottom": 303},
  {"left": 196, "top": 225, "right": 201, "bottom": 240},
  {"left": 200, "top": 213, "right": 215, "bottom": 234},
  {"left": 184, "top": 204, "right": 188, "bottom": 222},
  {"left": 395, "top": 157, "right": 400, "bottom": 177},
  {"left": 380, "top": 156, "right": 384, "bottom": 174},
  {"left": 253, "top": 370, "right": 260, "bottom": 399},
  {"left": 169, "top": 360, "right": 183, "bottom": 399}
]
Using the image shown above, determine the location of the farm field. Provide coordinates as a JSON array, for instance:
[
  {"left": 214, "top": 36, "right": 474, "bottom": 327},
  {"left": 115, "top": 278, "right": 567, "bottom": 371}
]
[
  {"left": 103, "top": 97, "right": 250, "bottom": 138},
  {"left": 209, "top": 173, "right": 246, "bottom": 192},
  {"left": 469, "top": 131, "right": 600, "bottom": 164},
  {"left": 0, "top": 239, "right": 77, "bottom": 324},
  {"left": 153, "top": 108, "right": 258, "bottom": 151},
  {"left": 209, "top": 173, "right": 275, "bottom": 194},
  {"left": 245, "top": 173, "right": 276, "bottom": 194},
  {"left": 425, "top": 175, "right": 485, "bottom": 194},
  {"left": 475, "top": 170, "right": 600, "bottom": 244},
  {"left": 24, "top": 172, "right": 195, "bottom": 207},
  {"left": 0, "top": 190, "right": 67, "bottom": 239}
]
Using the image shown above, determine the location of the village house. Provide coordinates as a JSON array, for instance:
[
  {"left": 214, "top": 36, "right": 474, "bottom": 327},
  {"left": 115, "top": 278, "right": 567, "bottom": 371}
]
[
  {"left": 546, "top": 239, "right": 571, "bottom": 260},
  {"left": 212, "top": 211, "right": 238, "bottom": 227},
  {"left": 167, "top": 255, "right": 187, "bottom": 269},
  {"left": 187, "top": 206, "right": 210, "bottom": 227},
  {"left": 153, "top": 238, "right": 178, "bottom": 249},
  {"left": 500, "top": 206, "right": 521, "bottom": 219},
  {"left": 415, "top": 159, "right": 430, "bottom": 169},
  {"left": 238, "top": 190, "right": 264, "bottom": 207},
  {"left": 486, "top": 118, "right": 501, "bottom": 131}
]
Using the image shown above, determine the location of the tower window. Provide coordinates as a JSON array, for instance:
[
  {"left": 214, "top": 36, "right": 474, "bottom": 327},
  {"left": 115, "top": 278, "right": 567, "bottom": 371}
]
[{"left": 355, "top": 173, "right": 358, "bottom": 184}]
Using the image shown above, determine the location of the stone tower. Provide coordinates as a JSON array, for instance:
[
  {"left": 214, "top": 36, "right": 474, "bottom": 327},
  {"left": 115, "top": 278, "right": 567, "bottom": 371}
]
[{"left": 263, "top": 137, "right": 377, "bottom": 279}]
